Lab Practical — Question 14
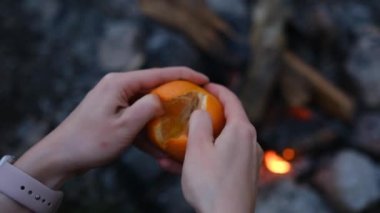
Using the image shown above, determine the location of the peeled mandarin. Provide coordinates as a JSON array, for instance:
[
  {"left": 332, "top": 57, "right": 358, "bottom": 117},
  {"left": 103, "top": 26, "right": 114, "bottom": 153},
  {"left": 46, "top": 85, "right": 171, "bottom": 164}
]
[{"left": 147, "top": 80, "right": 225, "bottom": 162}]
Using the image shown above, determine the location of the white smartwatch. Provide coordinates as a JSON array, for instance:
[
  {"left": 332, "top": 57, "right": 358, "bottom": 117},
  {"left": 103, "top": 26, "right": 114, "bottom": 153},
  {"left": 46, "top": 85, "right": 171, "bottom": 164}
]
[{"left": 0, "top": 155, "right": 63, "bottom": 213}]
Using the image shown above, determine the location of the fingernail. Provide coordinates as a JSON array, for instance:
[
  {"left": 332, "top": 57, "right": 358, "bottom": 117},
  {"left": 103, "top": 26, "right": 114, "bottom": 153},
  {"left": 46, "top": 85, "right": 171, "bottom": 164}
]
[
  {"left": 202, "top": 74, "right": 210, "bottom": 81},
  {"left": 150, "top": 94, "right": 164, "bottom": 116},
  {"left": 156, "top": 103, "right": 164, "bottom": 116}
]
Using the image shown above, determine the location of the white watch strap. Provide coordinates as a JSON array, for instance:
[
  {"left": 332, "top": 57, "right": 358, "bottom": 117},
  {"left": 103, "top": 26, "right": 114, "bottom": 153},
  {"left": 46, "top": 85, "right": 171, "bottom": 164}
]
[{"left": 0, "top": 156, "right": 63, "bottom": 213}]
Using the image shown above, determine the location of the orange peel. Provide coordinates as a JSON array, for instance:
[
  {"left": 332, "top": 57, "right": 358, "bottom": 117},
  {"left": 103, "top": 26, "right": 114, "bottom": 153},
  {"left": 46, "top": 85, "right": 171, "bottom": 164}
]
[{"left": 148, "top": 80, "right": 225, "bottom": 161}]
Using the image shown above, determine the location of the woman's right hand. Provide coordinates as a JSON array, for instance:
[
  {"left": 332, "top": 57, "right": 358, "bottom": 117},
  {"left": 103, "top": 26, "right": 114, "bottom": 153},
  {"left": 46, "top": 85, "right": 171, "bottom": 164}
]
[{"left": 181, "top": 83, "right": 262, "bottom": 213}]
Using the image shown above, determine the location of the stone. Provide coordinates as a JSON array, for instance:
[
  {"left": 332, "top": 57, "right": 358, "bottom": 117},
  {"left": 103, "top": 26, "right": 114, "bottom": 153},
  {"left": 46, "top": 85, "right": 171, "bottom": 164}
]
[
  {"left": 24, "top": 0, "right": 60, "bottom": 28},
  {"left": 368, "top": 0, "right": 380, "bottom": 24},
  {"left": 328, "top": 1, "right": 374, "bottom": 36},
  {"left": 256, "top": 179, "right": 331, "bottom": 213},
  {"left": 145, "top": 27, "right": 201, "bottom": 68},
  {"left": 332, "top": 150, "right": 380, "bottom": 211},
  {"left": 206, "top": 0, "right": 248, "bottom": 17},
  {"left": 95, "top": 0, "right": 141, "bottom": 18},
  {"left": 351, "top": 113, "right": 380, "bottom": 156},
  {"left": 314, "top": 149, "right": 380, "bottom": 212},
  {"left": 346, "top": 28, "right": 380, "bottom": 108},
  {"left": 289, "top": 0, "right": 373, "bottom": 37},
  {"left": 98, "top": 21, "right": 145, "bottom": 71},
  {"left": 153, "top": 178, "right": 193, "bottom": 213}
]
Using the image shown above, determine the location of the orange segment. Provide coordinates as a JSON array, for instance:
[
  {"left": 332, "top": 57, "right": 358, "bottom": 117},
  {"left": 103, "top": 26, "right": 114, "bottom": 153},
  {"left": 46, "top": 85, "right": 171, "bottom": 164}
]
[
  {"left": 148, "top": 80, "right": 225, "bottom": 162},
  {"left": 166, "top": 135, "right": 187, "bottom": 162},
  {"left": 155, "top": 92, "right": 200, "bottom": 145}
]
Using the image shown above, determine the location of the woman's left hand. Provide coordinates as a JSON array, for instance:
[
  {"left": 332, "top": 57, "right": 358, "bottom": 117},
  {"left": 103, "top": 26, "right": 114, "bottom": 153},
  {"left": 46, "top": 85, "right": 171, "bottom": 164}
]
[{"left": 14, "top": 67, "right": 208, "bottom": 189}]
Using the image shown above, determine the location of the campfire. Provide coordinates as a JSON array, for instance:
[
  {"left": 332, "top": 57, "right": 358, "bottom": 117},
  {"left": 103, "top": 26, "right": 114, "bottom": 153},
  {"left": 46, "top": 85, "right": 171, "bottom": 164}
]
[
  {"left": 139, "top": 0, "right": 380, "bottom": 212},
  {"left": 264, "top": 150, "right": 292, "bottom": 175},
  {"left": 2, "top": 0, "right": 380, "bottom": 212}
]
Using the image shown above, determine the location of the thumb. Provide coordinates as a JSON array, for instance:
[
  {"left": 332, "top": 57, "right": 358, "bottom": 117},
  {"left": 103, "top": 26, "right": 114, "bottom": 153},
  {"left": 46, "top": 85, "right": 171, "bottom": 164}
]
[
  {"left": 186, "top": 110, "right": 214, "bottom": 159},
  {"left": 121, "top": 94, "right": 162, "bottom": 137}
]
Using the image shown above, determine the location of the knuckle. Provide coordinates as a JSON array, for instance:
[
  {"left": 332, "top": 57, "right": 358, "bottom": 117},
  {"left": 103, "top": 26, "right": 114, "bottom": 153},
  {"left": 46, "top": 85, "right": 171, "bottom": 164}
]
[
  {"left": 241, "top": 125, "right": 256, "bottom": 141},
  {"left": 227, "top": 122, "right": 257, "bottom": 143},
  {"left": 226, "top": 121, "right": 242, "bottom": 134},
  {"left": 234, "top": 122, "right": 257, "bottom": 145},
  {"left": 115, "top": 115, "right": 129, "bottom": 127},
  {"left": 99, "top": 73, "right": 120, "bottom": 90},
  {"left": 102, "top": 72, "right": 118, "bottom": 83},
  {"left": 178, "top": 66, "right": 193, "bottom": 72},
  {"left": 179, "top": 66, "right": 196, "bottom": 76}
]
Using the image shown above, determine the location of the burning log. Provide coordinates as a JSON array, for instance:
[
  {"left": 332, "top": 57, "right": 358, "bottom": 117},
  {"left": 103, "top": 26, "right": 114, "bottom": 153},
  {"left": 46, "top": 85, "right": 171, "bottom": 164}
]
[
  {"left": 284, "top": 51, "right": 355, "bottom": 121},
  {"left": 290, "top": 126, "right": 339, "bottom": 155},
  {"left": 138, "top": 0, "right": 233, "bottom": 57},
  {"left": 240, "top": 0, "right": 287, "bottom": 123},
  {"left": 280, "top": 68, "right": 312, "bottom": 107}
]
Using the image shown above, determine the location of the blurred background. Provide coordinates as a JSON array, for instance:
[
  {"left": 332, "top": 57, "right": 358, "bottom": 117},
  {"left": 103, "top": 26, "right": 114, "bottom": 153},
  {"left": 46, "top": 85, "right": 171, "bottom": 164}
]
[{"left": 1, "top": 0, "right": 380, "bottom": 212}]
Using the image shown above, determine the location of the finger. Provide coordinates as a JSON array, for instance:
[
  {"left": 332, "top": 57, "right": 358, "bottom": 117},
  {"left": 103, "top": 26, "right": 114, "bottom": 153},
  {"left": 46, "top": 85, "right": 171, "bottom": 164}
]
[
  {"left": 120, "top": 94, "right": 162, "bottom": 137},
  {"left": 105, "top": 67, "right": 209, "bottom": 99},
  {"left": 135, "top": 140, "right": 183, "bottom": 174},
  {"left": 205, "top": 83, "right": 258, "bottom": 155},
  {"left": 253, "top": 142, "right": 263, "bottom": 187},
  {"left": 134, "top": 135, "right": 182, "bottom": 174},
  {"left": 255, "top": 142, "right": 263, "bottom": 169},
  {"left": 158, "top": 158, "right": 182, "bottom": 174},
  {"left": 134, "top": 138, "right": 167, "bottom": 159},
  {"left": 204, "top": 83, "right": 249, "bottom": 123},
  {"left": 185, "top": 110, "right": 214, "bottom": 160},
  {"left": 215, "top": 121, "right": 257, "bottom": 160}
]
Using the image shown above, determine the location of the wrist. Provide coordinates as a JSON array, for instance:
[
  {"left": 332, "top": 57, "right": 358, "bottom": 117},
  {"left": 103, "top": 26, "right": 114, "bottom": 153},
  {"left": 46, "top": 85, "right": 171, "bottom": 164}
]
[
  {"left": 194, "top": 194, "right": 253, "bottom": 213},
  {"left": 14, "top": 140, "right": 72, "bottom": 190},
  {"left": 0, "top": 154, "right": 65, "bottom": 212}
]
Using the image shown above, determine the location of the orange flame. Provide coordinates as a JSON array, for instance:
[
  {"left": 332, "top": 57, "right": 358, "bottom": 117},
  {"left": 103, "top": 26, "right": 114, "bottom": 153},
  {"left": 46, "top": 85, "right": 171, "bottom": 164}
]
[{"left": 264, "top": 150, "right": 292, "bottom": 174}]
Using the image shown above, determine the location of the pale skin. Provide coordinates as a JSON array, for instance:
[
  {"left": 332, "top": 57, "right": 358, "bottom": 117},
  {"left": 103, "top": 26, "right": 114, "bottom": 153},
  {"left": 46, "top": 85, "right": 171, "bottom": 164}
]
[
  {"left": 183, "top": 84, "right": 263, "bottom": 213},
  {"left": 0, "top": 67, "right": 262, "bottom": 213}
]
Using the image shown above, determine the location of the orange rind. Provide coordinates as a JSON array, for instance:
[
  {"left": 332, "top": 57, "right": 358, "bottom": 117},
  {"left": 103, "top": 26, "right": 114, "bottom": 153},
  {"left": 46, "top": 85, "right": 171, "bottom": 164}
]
[{"left": 148, "top": 80, "right": 225, "bottom": 161}]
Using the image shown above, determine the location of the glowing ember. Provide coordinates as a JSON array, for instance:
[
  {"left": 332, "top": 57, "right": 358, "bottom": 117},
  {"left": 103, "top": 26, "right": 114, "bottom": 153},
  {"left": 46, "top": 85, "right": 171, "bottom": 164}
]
[
  {"left": 282, "top": 148, "right": 296, "bottom": 161},
  {"left": 264, "top": 150, "right": 291, "bottom": 174}
]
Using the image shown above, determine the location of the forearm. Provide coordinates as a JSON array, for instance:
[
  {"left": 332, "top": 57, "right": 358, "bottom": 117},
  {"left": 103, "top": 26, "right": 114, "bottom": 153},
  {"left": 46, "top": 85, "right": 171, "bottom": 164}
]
[
  {"left": 0, "top": 193, "right": 31, "bottom": 213},
  {"left": 0, "top": 135, "right": 72, "bottom": 212},
  {"left": 14, "top": 138, "right": 72, "bottom": 190}
]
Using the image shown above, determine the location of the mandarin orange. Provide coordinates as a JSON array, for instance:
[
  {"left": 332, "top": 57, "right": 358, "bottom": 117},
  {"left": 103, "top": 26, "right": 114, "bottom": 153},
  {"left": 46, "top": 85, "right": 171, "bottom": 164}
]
[{"left": 147, "top": 80, "right": 225, "bottom": 162}]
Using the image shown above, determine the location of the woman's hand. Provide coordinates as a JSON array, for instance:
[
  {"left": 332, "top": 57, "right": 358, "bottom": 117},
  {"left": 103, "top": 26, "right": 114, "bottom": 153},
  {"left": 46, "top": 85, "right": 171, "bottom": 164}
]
[
  {"left": 181, "top": 83, "right": 263, "bottom": 213},
  {"left": 13, "top": 67, "right": 208, "bottom": 189}
]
